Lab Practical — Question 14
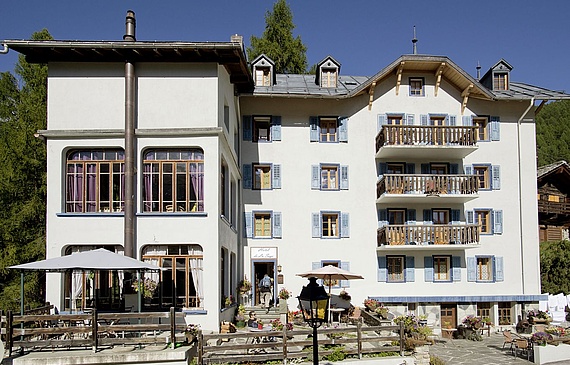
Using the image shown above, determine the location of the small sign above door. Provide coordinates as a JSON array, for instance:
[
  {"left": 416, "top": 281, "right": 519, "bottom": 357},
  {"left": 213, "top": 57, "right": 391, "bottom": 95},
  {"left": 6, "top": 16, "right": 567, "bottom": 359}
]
[{"left": 251, "top": 247, "right": 277, "bottom": 259}]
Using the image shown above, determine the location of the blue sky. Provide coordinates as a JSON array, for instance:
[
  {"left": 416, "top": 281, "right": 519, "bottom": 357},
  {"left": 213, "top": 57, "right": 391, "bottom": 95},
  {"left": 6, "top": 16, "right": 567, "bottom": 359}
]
[{"left": 1, "top": 0, "right": 568, "bottom": 92}]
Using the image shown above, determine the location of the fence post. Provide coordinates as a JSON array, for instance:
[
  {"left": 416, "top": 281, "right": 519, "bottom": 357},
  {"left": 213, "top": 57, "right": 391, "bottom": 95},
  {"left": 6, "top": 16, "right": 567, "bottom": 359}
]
[
  {"left": 170, "top": 307, "right": 176, "bottom": 349},
  {"left": 399, "top": 321, "right": 404, "bottom": 355},
  {"left": 92, "top": 308, "right": 98, "bottom": 353},
  {"left": 6, "top": 311, "right": 13, "bottom": 356},
  {"left": 357, "top": 320, "right": 362, "bottom": 359},
  {"left": 197, "top": 330, "right": 203, "bottom": 365},
  {"left": 282, "top": 326, "right": 288, "bottom": 364}
]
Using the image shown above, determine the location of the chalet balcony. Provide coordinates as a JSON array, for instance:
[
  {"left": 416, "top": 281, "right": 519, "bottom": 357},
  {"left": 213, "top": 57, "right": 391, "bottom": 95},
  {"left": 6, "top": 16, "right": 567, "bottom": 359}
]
[
  {"left": 538, "top": 200, "right": 570, "bottom": 215},
  {"left": 377, "top": 174, "right": 479, "bottom": 203},
  {"left": 375, "top": 125, "right": 478, "bottom": 159},
  {"left": 377, "top": 224, "right": 480, "bottom": 250}
]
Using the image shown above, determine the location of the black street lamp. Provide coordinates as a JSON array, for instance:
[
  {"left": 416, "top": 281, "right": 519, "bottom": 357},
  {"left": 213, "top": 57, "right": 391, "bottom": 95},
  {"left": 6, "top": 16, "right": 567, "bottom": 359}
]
[{"left": 297, "top": 277, "right": 329, "bottom": 365}]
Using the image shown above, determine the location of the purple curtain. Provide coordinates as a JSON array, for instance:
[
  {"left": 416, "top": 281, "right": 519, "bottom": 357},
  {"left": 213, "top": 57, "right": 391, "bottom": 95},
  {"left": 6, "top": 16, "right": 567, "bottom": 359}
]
[
  {"left": 143, "top": 163, "right": 152, "bottom": 211},
  {"left": 86, "top": 164, "right": 96, "bottom": 212},
  {"left": 66, "top": 164, "right": 83, "bottom": 212}
]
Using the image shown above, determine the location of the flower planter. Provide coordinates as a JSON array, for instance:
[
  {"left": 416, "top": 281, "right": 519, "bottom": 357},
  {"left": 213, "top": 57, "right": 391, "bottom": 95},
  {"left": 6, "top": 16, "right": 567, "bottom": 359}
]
[
  {"left": 534, "top": 343, "right": 570, "bottom": 364},
  {"left": 236, "top": 321, "right": 245, "bottom": 328}
]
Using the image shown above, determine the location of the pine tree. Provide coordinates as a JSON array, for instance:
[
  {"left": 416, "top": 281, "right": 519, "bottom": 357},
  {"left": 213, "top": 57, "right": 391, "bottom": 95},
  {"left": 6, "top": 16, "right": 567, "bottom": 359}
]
[
  {"left": 0, "top": 29, "right": 52, "bottom": 310},
  {"left": 247, "top": 0, "right": 308, "bottom": 74},
  {"left": 536, "top": 100, "right": 570, "bottom": 166}
]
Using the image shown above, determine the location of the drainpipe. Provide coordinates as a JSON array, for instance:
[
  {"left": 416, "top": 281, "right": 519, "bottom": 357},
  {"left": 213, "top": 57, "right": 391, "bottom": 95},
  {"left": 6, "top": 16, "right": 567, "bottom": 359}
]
[
  {"left": 516, "top": 97, "right": 535, "bottom": 295},
  {"left": 123, "top": 10, "right": 136, "bottom": 258},
  {"left": 0, "top": 43, "right": 8, "bottom": 54}
]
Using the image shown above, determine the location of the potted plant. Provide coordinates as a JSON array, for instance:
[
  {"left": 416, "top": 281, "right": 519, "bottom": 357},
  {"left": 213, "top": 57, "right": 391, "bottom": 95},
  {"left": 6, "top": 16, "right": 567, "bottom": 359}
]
[
  {"left": 279, "top": 287, "right": 291, "bottom": 300},
  {"left": 185, "top": 323, "right": 200, "bottom": 343},
  {"left": 374, "top": 306, "right": 389, "bottom": 319},
  {"left": 339, "top": 290, "right": 351, "bottom": 301},
  {"left": 418, "top": 314, "right": 428, "bottom": 326},
  {"left": 363, "top": 298, "right": 381, "bottom": 312},
  {"left": 238, "top": 278, "right": 252, "bottom": 294},
  {"left": 235, "top": 304, "right": 246, "bottom": 328},
  {"left": 132, "top": 277, "right": 158, "bottom": 300},
  {"left": 257, "top": 319, "right": 264, "bottom": 330}
]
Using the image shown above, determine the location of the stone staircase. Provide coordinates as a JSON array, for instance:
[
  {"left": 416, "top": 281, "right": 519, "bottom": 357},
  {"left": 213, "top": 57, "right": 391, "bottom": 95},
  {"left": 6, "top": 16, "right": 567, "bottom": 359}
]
[{"left": 243, "top": 305, "right": 282, "bottom": 325}]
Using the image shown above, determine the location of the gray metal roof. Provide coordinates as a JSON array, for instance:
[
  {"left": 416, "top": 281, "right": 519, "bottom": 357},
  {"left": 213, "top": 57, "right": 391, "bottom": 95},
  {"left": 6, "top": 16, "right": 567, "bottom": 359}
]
[
  {"left": 251, "top": 74, "right": 368, "bottom": 97},
  {"left": 494, "top": 82, "right": 570, "bottom": 100}
]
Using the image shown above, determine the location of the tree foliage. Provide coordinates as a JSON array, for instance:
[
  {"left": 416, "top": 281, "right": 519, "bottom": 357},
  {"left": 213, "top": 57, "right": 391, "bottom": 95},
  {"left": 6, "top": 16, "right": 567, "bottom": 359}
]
[
  {"left": 536, "top": 100, "right": 570, "bottom": 166},
  {"left": 247, "top": 0, "right": 308, "bottom": 74},
  {"left": 0, "top": 29, "right": 51, "bottom": 311},
  {"left": 540, "top": 240, "right": 570, "bottom": 295}
]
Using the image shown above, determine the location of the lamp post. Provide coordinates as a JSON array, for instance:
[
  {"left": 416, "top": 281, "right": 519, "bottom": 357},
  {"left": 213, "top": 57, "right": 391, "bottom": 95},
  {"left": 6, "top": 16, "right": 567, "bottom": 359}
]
[{"left": 297, "top": 277, "right": 329, "bottom": 365}]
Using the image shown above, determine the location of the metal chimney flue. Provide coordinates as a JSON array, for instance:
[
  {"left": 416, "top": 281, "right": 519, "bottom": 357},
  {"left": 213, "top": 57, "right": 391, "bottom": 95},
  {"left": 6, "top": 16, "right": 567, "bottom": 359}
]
[{"left": 123, "top": 10, "right": 136, "bottom": 41}]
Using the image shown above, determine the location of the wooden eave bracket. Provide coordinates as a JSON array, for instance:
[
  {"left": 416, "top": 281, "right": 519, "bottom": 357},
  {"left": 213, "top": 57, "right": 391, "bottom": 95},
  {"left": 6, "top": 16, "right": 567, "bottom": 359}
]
[
  {"left": 368, "top": 81, "right": 376, "bottom": 110},
  {"left": 434, "top": 63, "right": 446, "bottom": 97},
  {"left": 535, "top": 100, "right": 548, "bottom": 115},
  {"left": 395, "top": 62, "right": 405, "bottom": 96},
  {"left": 461, "top": 84, "right": 473, "bottom": 114}
]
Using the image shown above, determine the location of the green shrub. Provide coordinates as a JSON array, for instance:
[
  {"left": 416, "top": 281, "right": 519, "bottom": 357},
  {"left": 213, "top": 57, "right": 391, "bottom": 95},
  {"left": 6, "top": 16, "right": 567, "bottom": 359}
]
[
  {"left": 430, "top": 354, "right": 446, "bottom": 365},
  {"left": 324, "top": 346, "right": 346, "bottom": 361}
]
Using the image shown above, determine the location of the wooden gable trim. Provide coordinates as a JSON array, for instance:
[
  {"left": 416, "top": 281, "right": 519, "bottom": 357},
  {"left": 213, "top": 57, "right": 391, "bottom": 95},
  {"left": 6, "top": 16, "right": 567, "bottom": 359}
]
[
  {"left": 368, "top": 81, "right": 376, "bottom": 110},
  {"left": 395, "top": 62, "right": 405, "bottom": 96},
  {"left": 461, "top": 84, "right": 474, "bottom": 115}
]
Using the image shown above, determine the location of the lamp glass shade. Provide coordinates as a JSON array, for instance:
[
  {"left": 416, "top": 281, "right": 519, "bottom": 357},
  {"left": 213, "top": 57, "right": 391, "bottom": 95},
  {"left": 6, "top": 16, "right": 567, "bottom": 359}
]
[{"left": 297, "top": 277, "right": 329, "bottom": 327}]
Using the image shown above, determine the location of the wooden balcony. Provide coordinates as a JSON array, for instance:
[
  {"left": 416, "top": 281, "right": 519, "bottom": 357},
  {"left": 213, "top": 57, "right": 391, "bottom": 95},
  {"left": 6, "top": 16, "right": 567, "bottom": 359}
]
[
  {"left": 377, "top": 224, "right": 480, "bottom": 250},
  {"left": 538, "top": 200, "right": 570, "bottom": 226},
  {"left": 375, "top": 125, "right": 478, "bottom": 159},
  {"left": 377, "top": 174, "right": 479, "bottom": 203}
]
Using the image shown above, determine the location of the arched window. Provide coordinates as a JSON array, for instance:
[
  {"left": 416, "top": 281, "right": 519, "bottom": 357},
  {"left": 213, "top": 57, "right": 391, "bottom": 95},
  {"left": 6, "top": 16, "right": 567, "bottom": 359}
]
[
  {"left": 66, "top": 150, "right": 125, "bottom": 212},
  {"left": 142, "top": 149, "right": 204, "bottom": 212}
]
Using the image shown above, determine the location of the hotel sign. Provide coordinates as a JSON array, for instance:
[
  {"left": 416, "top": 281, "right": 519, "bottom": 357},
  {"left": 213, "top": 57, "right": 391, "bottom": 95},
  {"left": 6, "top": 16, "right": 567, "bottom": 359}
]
[{"left": 251, "top": 247, "right": 277, "bottom": 259}]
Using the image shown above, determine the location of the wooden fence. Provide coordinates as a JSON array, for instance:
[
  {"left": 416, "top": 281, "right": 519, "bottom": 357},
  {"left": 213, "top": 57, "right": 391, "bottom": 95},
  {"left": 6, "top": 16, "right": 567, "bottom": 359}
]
[
  {"left": 2, "top": 307, "right": 186, "bottom": 355},
  {"left": 198, "top": 322, "right": 405, "bottom": 364}
]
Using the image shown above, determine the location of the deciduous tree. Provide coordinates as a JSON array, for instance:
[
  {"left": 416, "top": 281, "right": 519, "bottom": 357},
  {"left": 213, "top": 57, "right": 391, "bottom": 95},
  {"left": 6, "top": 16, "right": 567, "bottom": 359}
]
[{"left": 540, "top": 240, "right": 570, "bottom": 295}]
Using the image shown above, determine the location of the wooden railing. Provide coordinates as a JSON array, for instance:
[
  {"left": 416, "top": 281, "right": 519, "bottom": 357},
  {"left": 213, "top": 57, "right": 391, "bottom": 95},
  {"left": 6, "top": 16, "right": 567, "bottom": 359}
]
[
  {"left": 376, "top": 125, "right": 478, "bottom": 152},
  {"left": 2, "top": 308, "right": 186, "bottom": 355},
  {"left": 538, "top": 200, "right": 570, "bottom": 215},
  {"left": 198, "top": 322, "right": 405, "bottom": 364},
  {"left": 377, "top": 174, "right": 479, "bottom": 197},
  {"left": 377, "top": 224, "right": 480, "bottom": 246}
]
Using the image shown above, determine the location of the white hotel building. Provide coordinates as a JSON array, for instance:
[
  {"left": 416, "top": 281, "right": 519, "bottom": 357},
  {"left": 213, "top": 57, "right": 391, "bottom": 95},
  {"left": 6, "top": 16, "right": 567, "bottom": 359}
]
[{"left": 5, "top": 16, "right": 570, "bottom": 331}]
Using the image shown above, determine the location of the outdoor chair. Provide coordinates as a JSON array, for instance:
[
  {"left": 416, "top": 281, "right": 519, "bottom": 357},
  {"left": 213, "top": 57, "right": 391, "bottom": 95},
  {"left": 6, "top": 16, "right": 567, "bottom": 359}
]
[
  {"left": 502, "top": 330, "right": 515, "bottom": 353},
  {"left": 514, "top": 338, "right": 533, "bottom": 361},
  {"left": 347, "top": 306, "right": 362, "bottom": 325}
]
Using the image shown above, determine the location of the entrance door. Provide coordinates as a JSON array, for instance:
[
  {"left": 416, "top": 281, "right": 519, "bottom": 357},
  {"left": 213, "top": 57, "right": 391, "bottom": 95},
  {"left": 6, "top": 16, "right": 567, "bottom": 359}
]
[
  {"left": 440, "top": 303, "right": 457, "bottom": 328},
  {"left": 253, "top": 262, "right": 275, "bottom": 306}
]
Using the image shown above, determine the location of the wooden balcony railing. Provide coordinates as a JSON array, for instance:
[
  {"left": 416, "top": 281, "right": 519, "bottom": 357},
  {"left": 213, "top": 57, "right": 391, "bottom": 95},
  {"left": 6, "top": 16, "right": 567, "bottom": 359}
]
[
  {"left": 377, "top": 224, "right": 480, "bottom": 247},
  {"left": 376, "top": 125, "right": 478, "bottom": 152},
  {"left": 377, "top": 174, "right": 479, "bottom": 198},
  {"left": 538, "top": 200, "right": 570, "bottom": 215}
]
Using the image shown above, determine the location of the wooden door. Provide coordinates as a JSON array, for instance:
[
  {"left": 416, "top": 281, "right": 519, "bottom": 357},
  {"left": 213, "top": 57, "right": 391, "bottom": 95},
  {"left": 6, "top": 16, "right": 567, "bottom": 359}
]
[{"left": 440, "top": 303, "right": 457, "bottom": 328}]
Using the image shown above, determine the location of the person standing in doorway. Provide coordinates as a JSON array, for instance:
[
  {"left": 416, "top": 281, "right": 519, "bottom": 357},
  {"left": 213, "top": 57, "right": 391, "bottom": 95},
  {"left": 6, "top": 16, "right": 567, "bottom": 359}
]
[{"left": 259, "top": 273, "right": 273, "bottom": 313}]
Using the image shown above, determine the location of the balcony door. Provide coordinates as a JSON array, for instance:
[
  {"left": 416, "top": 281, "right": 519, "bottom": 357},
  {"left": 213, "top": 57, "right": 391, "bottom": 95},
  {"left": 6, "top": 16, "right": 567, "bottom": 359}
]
[
  {"left": 388, "top": 209, "right": 406, "bottom": 245},
  {"left": 433, "top": 209, "right": 450, "bottom": 244}
]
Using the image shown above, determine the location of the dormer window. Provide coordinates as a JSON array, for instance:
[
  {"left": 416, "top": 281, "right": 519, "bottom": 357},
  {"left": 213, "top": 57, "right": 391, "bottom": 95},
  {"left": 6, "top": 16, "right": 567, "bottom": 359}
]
[
  {"left": 409, "top": 77, "right": 424, "bottom": 96},
  {"left": 251, "top": 54, "right": 275, "bottom": 87},
  {"left": 320, "top": 68, "right": 337, "bottom": 88},
  {"left": 493, "top": 72, "right": 508, "bottom": 91},
  {"left": 255, "top": 67, "right": 271, "bottom": 86},
  {"left": 316, "top": 56, "right": 341, "bottom": 88}
]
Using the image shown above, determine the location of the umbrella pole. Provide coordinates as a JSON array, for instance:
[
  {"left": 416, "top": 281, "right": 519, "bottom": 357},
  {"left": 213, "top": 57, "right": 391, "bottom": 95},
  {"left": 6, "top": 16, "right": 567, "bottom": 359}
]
[{"left": 137, "top": 270, "right": 142, "bottom": 314}]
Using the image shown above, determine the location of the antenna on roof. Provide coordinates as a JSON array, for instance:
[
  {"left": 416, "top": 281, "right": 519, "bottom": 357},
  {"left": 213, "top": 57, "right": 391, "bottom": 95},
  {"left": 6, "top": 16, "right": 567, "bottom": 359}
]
[
  {"left": 412, "top": 26, "right": 418, "bottom": 55},
  {"left": 476, "top": 61, "right": 481, "bottom": 81}
]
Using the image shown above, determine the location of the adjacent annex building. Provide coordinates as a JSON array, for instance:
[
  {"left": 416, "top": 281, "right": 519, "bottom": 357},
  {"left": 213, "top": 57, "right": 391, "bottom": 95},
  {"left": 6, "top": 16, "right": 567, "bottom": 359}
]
[{"left": 5, "top": 13, "right": 570, "bottom": 331}]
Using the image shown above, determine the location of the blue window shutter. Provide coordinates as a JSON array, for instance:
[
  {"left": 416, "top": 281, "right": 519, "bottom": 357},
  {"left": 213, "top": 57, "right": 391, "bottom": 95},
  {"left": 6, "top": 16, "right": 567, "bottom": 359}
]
[
  {"left": 490, "top": 116, "right": 500, "bottom": 141},
  {"left": 311, "top": 165, "right": 320, "bottom": 189},
  {"left": 420, "top": 114, "right": 428, "bottom": 126},
  {"left": 341, "top": 212, "right": 350, "bottom": 238},
  {"left": 492, "top": 165, "right": 501, "bottom": 190},
  {"left": 378, "top": 209, "right": 388, "bottom": 227},
  {"left": 339, "top": 117, "right": 348, "bottom": 142},
  {"left": 450, "top": 164, "right": 458, "bottom": 174},
  {"left": 406, "top": 114, "right": 415, "bottom": 125},
  {"left": 423, "top": 209, "right": 432, "bottom": 223},
  {"left": 467, "top": 257, "right": 476, "bottom": 282},
  {"left": 340, "top": 262, "right": 350, "bottom": 287},
  {"left": 407, "top": 209, "right": 416, "bottom": 223},
  {"left": 405, "top": 256, "right": 415, "bottom": 282},
  {"left": 462, "top": 115, "right": 473, "bottom": 126},
  {"left": 495, "top": 256, "right": 504, "bottom": 282},
  {"left": 272, "top": 212, "right": 282, "bottom": 238},
  {"left": 244, "top": 212, "right": 253, "bottom": 238},
  {"left": 464, "top": 165, "right": 473, "bottom": 175},
  {"left": 452, "top": 256, "right": 461, "bottom": 281},
  {"left": 421, "top": 164, "right": 430, "bottom": 174},
  {"left": 449, "top": 115, "right": 457, "bottom": 126},
  {"left": 379, "top": 162, "right": 387, "bottom": 177},
  {"left": 243, "top": 164, "right": 252, "bottom": 189},
  {"left": 310, "top": 116, "right": 319, "bottom": 142},
  {"left": 493, "top": 210, "right": 503, "bottom": 234},
  {"left": 272, "top": 164, "right": 281, "bottom": 189},
  {"left": 377, "top": 114, "right": 387, "bottom": 132},
  {"left": 312, "top": 261, "right": 321, "bottom": 270},
  {"left": 424, "top": 256, "right": 433, "bottom": 282},
  {"left": 340, "top": 166, "right": 349, "bottom": 190},
  {"left": 271, "top": 116, "right": 282, "bottom": 141},
  {"left": 377, "top": 256, "right": 387, "bottom": 282},
  {"left": 406, "top": 163, "right": 415, "bottom": 174},
  {"left": 243, "top": 115, "right": 252, "bottom": 141},
  {"left": 312, "top": 213, "right": 321, "bottom": 238},
  {"left": 466, "top": 210, "right": 474, "bottom": 224},
  {"left": 451, "top": 209, "right": 460, "bottom": 223}
]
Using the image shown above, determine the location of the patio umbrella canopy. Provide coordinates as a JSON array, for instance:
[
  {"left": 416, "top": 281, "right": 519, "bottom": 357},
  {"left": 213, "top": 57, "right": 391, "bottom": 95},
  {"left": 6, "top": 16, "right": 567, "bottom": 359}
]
[
  {"left": 10, "top": 248, "right": 161, "bottom": 271},
  {"left": 297, "top": 265, "right": 364, "bottom": 323}
]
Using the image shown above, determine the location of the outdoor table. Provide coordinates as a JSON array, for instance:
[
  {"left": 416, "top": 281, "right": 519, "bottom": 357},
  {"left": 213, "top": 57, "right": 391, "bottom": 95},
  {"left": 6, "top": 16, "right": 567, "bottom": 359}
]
[
  {"left": 442, "top": 328, "right": 457, "bottom": 340},
  {"left": 247, "top": 326, "right": 274, "bottom": 353}
]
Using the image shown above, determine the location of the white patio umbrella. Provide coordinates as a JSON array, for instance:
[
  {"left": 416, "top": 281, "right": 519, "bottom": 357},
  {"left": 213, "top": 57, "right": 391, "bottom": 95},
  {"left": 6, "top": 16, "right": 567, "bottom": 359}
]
[{"left": 297, "top": 265, "right": 364, "bottom": 323}]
